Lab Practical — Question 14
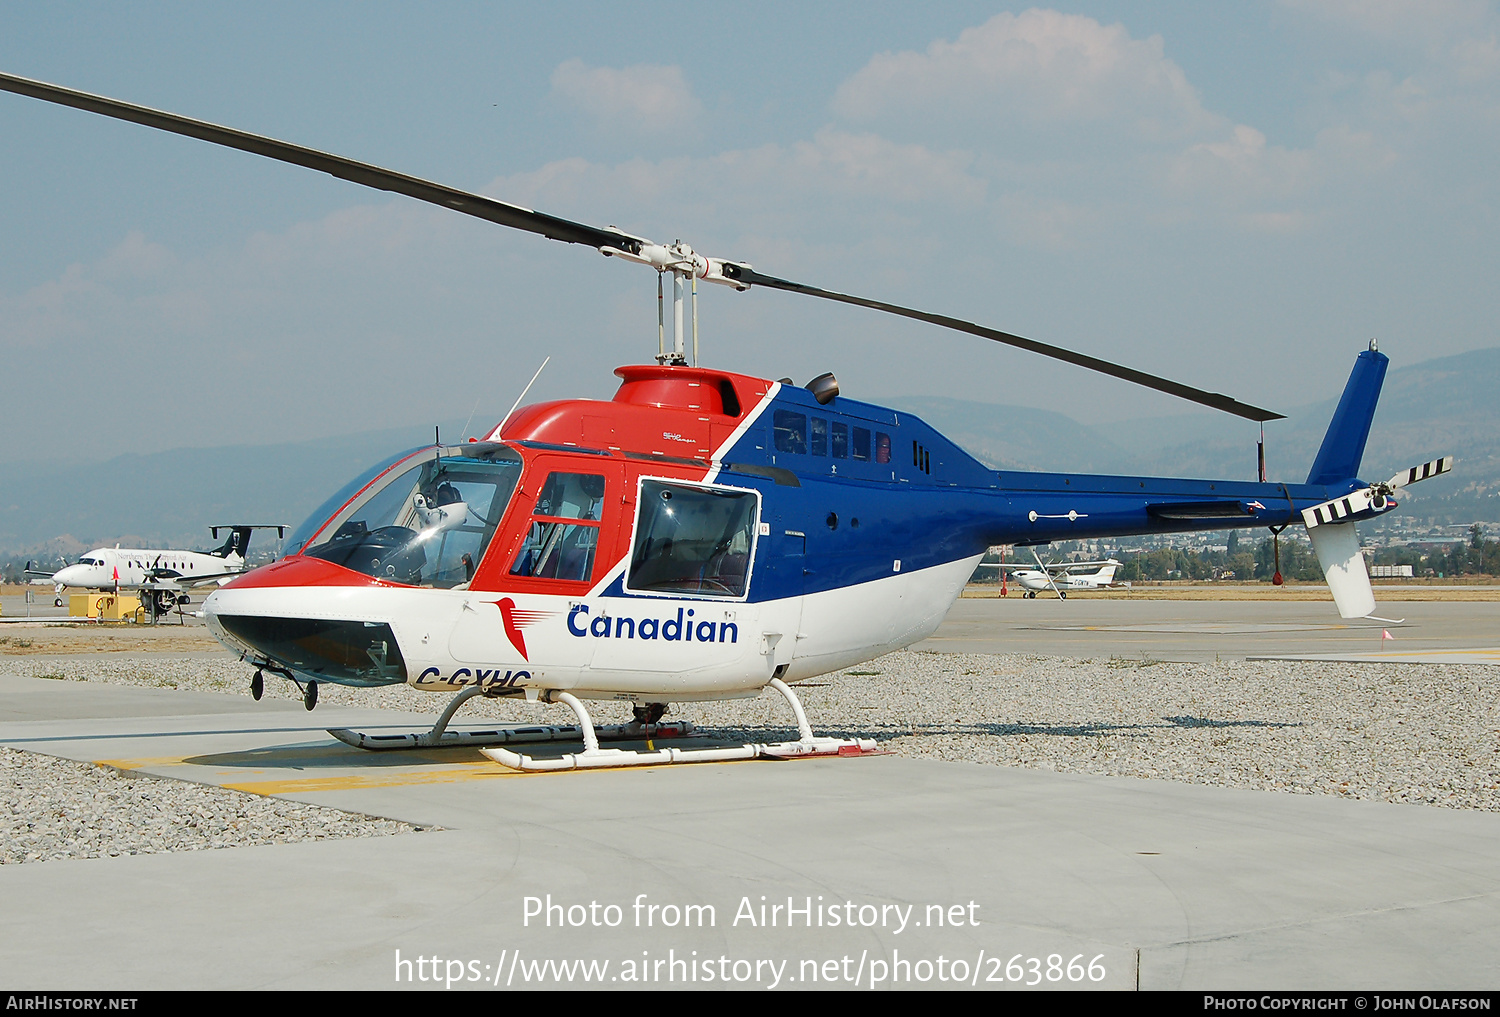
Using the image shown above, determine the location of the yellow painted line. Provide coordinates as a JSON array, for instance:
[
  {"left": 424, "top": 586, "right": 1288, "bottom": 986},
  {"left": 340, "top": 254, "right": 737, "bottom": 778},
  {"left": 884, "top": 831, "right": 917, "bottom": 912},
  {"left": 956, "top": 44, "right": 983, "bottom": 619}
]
[
  {"left": 224, "top": 755, "right": 763, "bottom": 795},
  {"left": 225, "top": 761, "right": 524, "bottom": 794},
  {"left": 95, "top": 756, "right": 191, "bottom": 770}
]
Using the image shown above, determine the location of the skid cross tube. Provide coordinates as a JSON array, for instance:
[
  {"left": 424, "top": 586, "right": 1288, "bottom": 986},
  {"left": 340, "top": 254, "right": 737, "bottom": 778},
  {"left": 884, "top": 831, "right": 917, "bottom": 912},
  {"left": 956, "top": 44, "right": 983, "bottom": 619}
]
[
  {"left": 328, "top": 686, "right": 694, "bottom": 751},
  {"left": 480, "top": 679, "right": 879, "bottom": 771}
]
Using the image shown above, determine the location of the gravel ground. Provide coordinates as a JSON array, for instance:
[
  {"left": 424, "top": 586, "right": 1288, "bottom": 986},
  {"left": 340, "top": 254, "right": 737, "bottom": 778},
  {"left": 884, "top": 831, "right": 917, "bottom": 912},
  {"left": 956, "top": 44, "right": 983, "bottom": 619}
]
[
  {"left": 3, "top": 650, "right": 1497, "bottom": 817},
  {"left": 1, "top": 746, "right": 421, "bottom": 864}
]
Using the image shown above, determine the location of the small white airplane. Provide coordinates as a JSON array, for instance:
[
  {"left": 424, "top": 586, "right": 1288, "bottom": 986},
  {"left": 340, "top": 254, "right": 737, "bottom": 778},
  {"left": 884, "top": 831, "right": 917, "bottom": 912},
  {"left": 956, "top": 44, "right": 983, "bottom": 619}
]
[
  {"left": 26, "top": 525, "right": 284, "bottom": 614},
  {"left": 978, "top": 552, "right": 1129, "bottom": 598}
]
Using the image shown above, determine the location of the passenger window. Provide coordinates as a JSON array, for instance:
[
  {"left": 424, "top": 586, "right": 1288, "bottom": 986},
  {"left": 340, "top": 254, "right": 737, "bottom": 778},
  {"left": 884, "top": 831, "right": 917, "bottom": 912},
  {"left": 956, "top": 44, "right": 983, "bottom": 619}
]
[
  {"left": 810, "top": 418, "right": 828, "bottom": 456},
  {"left": 627, "top": 481, "right": 758, "bottom": 598},
  {"left": 852, "top": 427, "right": 871, "bottom": 461},
  {"left": 773, "top": 410, "right": 807, "bottom": 454},
  {"left": 875, "top": 432, "right": 891, "bottom": 464},
  {"left": 510, "top": 472, "right": 605, "bottom": 582},
  {"left": 831, "top": 422, "right": 848, "bottom": 458}
]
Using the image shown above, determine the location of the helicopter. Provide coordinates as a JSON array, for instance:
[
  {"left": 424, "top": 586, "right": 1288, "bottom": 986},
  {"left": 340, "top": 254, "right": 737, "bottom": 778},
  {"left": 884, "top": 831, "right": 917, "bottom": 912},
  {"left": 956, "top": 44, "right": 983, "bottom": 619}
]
[{"left": 0, "top": 70, "right": 1454, "bottom": 772}]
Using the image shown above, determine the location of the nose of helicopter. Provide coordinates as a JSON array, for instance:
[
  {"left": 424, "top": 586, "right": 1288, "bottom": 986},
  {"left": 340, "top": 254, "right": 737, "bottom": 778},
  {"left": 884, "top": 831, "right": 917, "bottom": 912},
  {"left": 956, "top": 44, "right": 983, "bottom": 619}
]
[{"left": 203, "top": 557, "right": 411, "bottom": 687}]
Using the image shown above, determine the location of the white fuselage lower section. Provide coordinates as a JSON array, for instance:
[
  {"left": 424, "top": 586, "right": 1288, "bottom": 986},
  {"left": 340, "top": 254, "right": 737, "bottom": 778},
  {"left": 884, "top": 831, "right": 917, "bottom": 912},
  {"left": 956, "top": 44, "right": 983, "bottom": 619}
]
[{"left": 203, "top": 554, "right": 980, "bottom": 703}]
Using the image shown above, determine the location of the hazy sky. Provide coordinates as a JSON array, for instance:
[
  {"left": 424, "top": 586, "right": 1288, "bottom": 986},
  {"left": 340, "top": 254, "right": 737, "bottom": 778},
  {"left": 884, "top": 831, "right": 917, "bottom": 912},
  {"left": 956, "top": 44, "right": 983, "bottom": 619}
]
[{"left": 2, "top": 1, "right": 1496, "bottom": 461}]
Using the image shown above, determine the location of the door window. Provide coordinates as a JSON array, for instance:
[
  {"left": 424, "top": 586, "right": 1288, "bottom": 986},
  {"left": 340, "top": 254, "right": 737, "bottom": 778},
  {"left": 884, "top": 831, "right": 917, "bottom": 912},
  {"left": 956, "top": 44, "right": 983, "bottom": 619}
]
[
  {"left": 509, "top": 472, "right": 606, "bottom": 583},
  {"left": 627, "top": 480, "right": 758, "bottom": 598}
]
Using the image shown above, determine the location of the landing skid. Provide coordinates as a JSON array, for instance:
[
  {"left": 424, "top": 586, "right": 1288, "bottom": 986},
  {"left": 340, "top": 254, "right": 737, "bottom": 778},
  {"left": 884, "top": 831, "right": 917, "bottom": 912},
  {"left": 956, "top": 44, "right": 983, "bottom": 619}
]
[
  {"left": 480, "top": 679, "right": 881, "bottom": 772},
  {"left": 327, "top": 686, "right": 693, "bottom": 751}
]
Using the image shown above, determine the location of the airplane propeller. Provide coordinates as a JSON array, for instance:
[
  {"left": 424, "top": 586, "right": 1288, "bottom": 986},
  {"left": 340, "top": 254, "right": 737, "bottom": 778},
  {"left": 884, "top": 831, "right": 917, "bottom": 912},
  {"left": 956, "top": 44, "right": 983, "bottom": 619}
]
[
  {"left": 0, "top": 69, "right": 1286, "bottom": 423},
  {"left": 1301, "top": 456, "right": 1453, "bottom": 529}
]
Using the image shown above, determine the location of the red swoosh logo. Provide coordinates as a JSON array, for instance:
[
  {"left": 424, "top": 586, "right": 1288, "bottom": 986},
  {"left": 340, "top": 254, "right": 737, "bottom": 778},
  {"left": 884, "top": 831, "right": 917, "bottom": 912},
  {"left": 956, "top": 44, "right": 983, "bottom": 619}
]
[
  {"left": 488, "top": 598, "right": 555, "bottom": 660},
  {"left": 494, "top": 597, "right": 528, "bottom": 659}
]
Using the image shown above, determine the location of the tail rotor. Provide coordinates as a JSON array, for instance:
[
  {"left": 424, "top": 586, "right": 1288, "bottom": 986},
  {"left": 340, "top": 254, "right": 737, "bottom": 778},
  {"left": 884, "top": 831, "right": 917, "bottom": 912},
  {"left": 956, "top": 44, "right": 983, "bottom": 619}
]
[{"left": 1301, "top": 456, "right": 1453, "bottom": 530}]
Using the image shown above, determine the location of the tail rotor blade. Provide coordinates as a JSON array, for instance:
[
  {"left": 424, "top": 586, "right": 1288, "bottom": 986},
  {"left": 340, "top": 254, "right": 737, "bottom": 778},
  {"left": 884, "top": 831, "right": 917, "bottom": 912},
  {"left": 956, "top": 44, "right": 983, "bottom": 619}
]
[{"left": 1387, "top": 456, "right": 1453, "bottom": 490}]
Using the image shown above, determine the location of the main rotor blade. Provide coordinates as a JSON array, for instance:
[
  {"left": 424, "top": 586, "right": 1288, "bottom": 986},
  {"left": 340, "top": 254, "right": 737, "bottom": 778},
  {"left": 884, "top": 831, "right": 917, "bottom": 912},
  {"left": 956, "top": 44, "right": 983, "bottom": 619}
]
[
  {"left": 0, "top": 70, "right": 637, "bottom": 252},
  {"left": 730, "top": 267, "right": 1284, "bottom": 422},
  {"left": 1, "top": 70, "right": 1283, "bottom": 422}
]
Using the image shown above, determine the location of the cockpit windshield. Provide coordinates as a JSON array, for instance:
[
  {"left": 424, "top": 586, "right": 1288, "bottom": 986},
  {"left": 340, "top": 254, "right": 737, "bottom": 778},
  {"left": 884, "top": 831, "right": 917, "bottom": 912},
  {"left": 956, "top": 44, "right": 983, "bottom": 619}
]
[{"left": 299, "top": 444, "right": 523, "bottom": 588}]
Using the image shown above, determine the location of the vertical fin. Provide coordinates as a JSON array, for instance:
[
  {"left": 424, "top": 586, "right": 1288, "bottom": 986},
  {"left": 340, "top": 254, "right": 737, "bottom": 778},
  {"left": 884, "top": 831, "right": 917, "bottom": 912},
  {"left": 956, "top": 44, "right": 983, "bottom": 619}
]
[{"left": 1306, "top": 349, "right": 1388, "bottom": 485}]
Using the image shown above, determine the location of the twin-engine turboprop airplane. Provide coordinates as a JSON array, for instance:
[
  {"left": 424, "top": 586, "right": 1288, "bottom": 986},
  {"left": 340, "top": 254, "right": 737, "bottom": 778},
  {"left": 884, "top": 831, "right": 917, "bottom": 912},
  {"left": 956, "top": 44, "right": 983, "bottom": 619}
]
[
  {"left": 25, "top": 525, "right": 284, "bottom": 614},
  {"left": 0, "top": 71, "right": 1455, "bottom": 771}
]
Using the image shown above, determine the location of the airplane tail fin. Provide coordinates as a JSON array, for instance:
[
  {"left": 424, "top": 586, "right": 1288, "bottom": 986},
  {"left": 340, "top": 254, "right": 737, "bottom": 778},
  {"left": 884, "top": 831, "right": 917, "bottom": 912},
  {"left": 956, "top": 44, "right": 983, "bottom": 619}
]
[
  {"left": 208, "top": 524, "right": 287, "bottom": 560},
  {"left": 1095, "top": 563, "right": 1118, "bottom": 584},
  {"left": 210, "top": 526, "right": 251, "bottom": 558},
  {"left": 1306, "top": 347, "right": 1388, "bottom": 486}
]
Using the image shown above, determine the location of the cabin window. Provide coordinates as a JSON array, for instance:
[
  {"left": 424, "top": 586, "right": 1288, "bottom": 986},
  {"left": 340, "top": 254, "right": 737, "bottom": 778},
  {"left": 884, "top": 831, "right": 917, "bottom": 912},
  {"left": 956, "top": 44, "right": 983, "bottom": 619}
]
[
  {"left": 831, "top": 422, "right": 849, "bottom": 458},
  {"left": 510, "top": 472, "right": 606, "bottom": 582},
  {"left": 852, "top": 426, "right": 871, "bottom": 461},
  {"left": 773, "top": 410, "right": 807, "bottom": 455},
  {"left": 875, "top": 432, "right": 891, "bottom": 464},
  {"left": 301, "top": 446, "right": 523, "bottom": 588},
  {"left": 627, "top": 480, "right": 758, "bottom": 598},
  {"left": 810, "top": 418, "right": 828, "bottom": 456}
]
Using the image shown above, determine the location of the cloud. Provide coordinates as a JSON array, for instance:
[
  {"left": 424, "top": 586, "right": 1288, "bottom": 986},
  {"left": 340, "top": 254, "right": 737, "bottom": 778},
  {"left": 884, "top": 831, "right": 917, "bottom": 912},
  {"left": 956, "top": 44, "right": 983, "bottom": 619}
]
[
  {"left": 549, "top": 59, "right": 702, "bottom": 133},
  {"left": 0, "top": 125, "right": 995, "bottom": 456},
  {"left": 479, "top": 128, "right": 985, "bottom": 253},
  {"left": 820, "top": 8, "right": 1431, "bottom": 236},
  {"left": 832, "top": 9, "right": 1219, "bottom": 141},
  {"left": 1159, "top": 124, "right": 1396, "bottom": 231},
  {"left": 1278, "top": 0, "right": 1492, "bottom": 45},
  {"left": 1282, "top": 0, "right": 1500, "bottom": 127}
]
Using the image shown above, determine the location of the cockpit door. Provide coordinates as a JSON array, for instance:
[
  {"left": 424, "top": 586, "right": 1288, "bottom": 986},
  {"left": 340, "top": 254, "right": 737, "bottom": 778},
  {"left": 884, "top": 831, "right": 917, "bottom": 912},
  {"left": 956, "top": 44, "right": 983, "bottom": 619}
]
[{"left": 452, "top": 454, "right": 623, "bottom": 670}]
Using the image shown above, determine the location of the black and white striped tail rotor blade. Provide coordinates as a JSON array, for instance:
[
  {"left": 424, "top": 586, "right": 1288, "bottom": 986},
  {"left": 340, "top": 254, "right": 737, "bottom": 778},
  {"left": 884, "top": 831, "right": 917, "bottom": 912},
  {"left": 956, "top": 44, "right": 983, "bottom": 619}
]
[
  {"left": 1387, "top": 456, "right": 1454, "bottom": 491},
  {"left": 1302, "top": 490, "right": 1377, "bottom": 529},
  {"left": 1304, "top": 456, "right": 1455, "bottom": 529}
]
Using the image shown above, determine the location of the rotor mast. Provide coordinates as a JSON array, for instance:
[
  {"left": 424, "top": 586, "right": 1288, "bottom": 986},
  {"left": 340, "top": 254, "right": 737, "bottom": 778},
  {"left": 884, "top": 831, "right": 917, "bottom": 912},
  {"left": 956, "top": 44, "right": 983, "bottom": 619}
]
[{"left": 608, "top": 239, "right": 713, "bottom": 366}]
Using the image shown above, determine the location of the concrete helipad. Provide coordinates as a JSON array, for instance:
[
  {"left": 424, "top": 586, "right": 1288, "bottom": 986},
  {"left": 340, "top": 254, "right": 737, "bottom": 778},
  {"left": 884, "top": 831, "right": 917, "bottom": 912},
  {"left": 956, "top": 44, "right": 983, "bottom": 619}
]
[
  {"left": 3, "top": 655, "right": 1500, "bottom": 990},
  {"left": 3, "top": 597, "right": 1499, "bottom": 990}
]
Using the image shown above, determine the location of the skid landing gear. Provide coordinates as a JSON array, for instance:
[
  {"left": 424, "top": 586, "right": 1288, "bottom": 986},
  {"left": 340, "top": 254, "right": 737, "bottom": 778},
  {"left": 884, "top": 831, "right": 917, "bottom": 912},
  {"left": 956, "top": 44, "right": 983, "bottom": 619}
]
[
  {"left": 481, "top": 679, "right": 881, "bottom": 772},
  {"left": 327, "top": 686, "right": 695, "bottom": 751}
]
